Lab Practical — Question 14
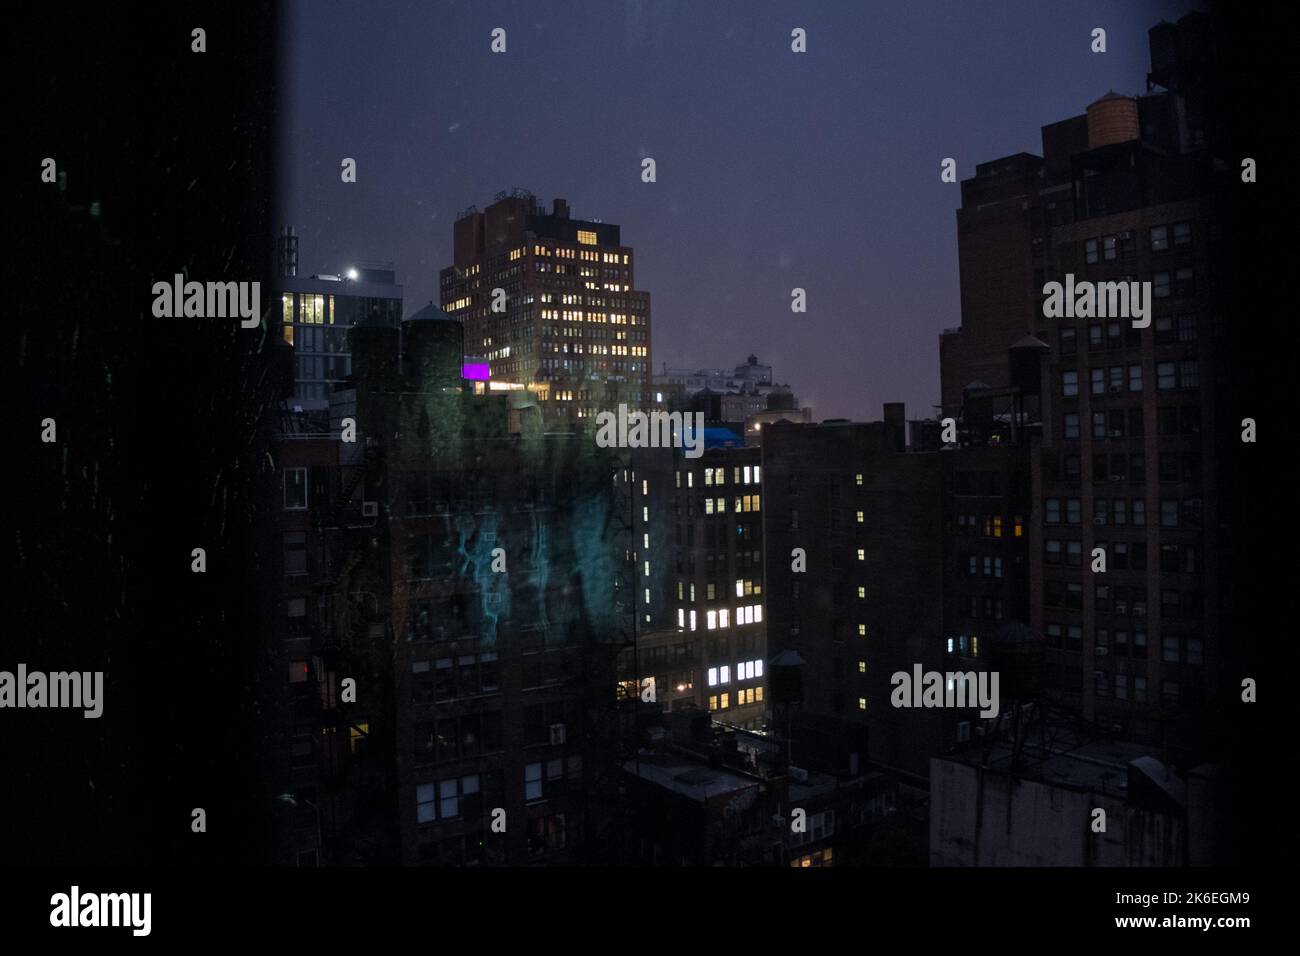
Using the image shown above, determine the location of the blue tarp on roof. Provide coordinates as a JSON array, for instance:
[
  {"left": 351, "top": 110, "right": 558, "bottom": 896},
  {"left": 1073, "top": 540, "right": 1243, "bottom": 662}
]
[{"left": 703, "top": 426, "right": 743, "bottom": 449}]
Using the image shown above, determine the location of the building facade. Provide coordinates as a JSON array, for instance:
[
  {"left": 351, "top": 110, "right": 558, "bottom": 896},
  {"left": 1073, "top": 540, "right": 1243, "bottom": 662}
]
[
  {"left": 440, "top": 191, "right": 651, "bottom": 424},
  {"left": 940, "top": 16, "right": 1224, "bottom": 752}
]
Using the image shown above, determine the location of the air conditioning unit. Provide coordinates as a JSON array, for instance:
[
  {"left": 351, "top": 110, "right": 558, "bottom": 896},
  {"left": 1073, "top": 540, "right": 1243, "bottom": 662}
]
[
  {"left": 361, "top": 501, "right": 379, "bottom": 518},
  {"left": 1094, "top": 515, "right": 1107, "bottom": 525},
  {"left": 1109, "top": 384, "right": 1124, "bottom": 394},
  {"left": 549, "top": 723, "right": 566, "bottom": 746}
]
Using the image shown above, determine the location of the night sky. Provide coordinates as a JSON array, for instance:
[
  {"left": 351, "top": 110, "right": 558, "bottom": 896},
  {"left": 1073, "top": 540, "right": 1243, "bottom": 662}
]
[{"left": 281, "top": 0, "right": 1200, "bottom": 421}]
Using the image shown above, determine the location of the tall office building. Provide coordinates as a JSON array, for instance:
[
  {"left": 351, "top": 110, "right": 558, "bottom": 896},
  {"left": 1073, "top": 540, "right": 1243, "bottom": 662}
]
[
  {"left": 440, "top": 191, "right": 651, "bottom": 423},
  {"left": 939, "top": 15, "right": 1225, "bottom": 751}
]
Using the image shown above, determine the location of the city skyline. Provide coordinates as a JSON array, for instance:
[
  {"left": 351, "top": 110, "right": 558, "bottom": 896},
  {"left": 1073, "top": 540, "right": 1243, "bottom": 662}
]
[{"left": 279, "top": 0, "right": 1202, "bottom": 421}]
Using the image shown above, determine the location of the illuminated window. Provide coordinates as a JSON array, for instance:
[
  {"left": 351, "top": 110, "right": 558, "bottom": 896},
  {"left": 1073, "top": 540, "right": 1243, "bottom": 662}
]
[
  {"left": 720, "top": 693, "right": 730, "bottom": 709},
  {"left": 709, "top": 695, "right": 718, "bottom": 711},
  {"left": 857, "top": 510, "right": 864, "bottom": 523},
  {"left": 707, "top": 610, "right": 717, "bottom": 630},
  {"left": 690, "top": 610, "right": 697, "bottom": 631},
  {"left": 755, "top": 686, "right": 763, "bottom": 702},
  {"left": 858, "top": 697, "right": 867, "bottom": 711},
  {"left": 736, "top": 580, "right": 745, "bottom": 598},
  {"left": 856, "top": 473, "right": 864, "bottom": 485},
  {"left": 349, "top": 721, "right": 369, "bottom": 754},
  {"left": 993, "top": 516, "right": 1003, "bottom": 538},
  {"left": 857, "top": 549, "right": 865, "bottom": 561},
  {"left": 1014, "top": 515, "right": 1024, "bottom": 537},
  {"left": 720, "top": 609, "right": 730, "bottom": 628},
  {"left": 708, "top": 668, "right": 718, "bottom": 687},
  {"left": 577, "top": 230, "right": 597, "bottom": 245},
  {"left": 857, "top": 586, "right": 866, "bottom": 599},
  {"left": 720, "top": 666, "right": 730, "bottom": 684},
  {"left": 858, "top": 660, "right": 866, "bottom": 673}
]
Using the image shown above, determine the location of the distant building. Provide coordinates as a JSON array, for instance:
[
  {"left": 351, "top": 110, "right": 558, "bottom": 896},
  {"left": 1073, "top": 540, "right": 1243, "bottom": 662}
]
[
  {"left": 621, "top": 431, "right": 768, "bottom": 731},
  {"left": 272, "top": 228, "right": 403, "bottom": 413},
  {"left": 655, "top": 354, "right": 805, "bottom": 433},
  {"left": 440, "top": 192, "right": 651, "bottom": 424}
]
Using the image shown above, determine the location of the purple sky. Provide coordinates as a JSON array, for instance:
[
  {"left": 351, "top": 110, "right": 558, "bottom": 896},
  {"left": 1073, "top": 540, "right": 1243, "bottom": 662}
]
[{"left": 281, "top": 0, "right": 1200, "bottom": 421}]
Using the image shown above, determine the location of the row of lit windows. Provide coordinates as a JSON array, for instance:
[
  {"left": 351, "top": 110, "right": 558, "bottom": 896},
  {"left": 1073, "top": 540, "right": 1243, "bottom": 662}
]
[
  {"left": 946, "top": 635, "right": 981, "bottom": 656},
  {"left": 281, "top": 292, "right": 338, "bottom": 326},
  {"left": 678, "top": 581, "right": 761, "bottom": 602},
  {"left": 676, "top": 604, "right": 764, "bottom": 631},
  {"left": 678, "top": 465, "right": 761, "bottom": 490},
  {"left": 532, "top": 242, "right": 631, "bottom": 265},
  {"left": 708, "top": 687, "right": 763, "bottom": 711},
  {"left": 703, "top": 495, "right": 761, "bottom": 515},
  {"left": 538, "top": 309, "right": 643, "bottom": 325},
  {"left": 707, "top": 659, "right": 764, "bottom": 686}
]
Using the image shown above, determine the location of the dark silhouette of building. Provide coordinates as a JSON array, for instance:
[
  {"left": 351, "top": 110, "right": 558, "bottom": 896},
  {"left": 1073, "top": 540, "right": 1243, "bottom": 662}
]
[
  {"left": 761, "top": 411, "right": 948, "bottom": 780},
  {"left": 939, "top": 14, "right": 1227, "bottom": 753},
  {"left": 272, "top": 303, "right": 631, "bottom": 864}
]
